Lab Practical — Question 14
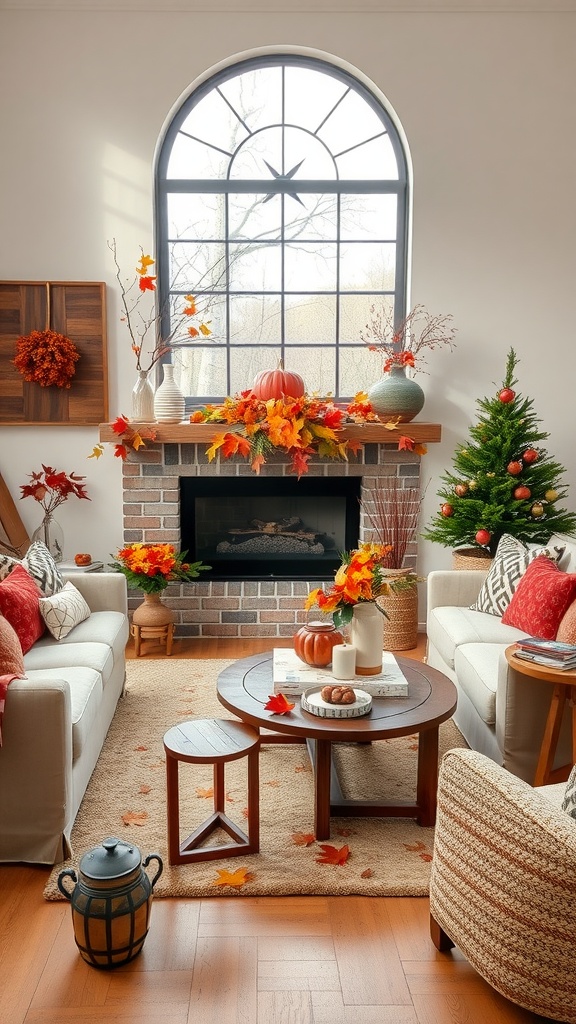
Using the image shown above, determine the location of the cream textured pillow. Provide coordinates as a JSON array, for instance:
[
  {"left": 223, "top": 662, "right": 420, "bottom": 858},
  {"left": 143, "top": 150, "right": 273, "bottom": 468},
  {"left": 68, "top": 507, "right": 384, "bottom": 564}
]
[
  {"left": 39, "top": 581, "right": 91, "bottom": 640},
  {"left": 470, "top": 533, "right": 565, "bottom": 617}
]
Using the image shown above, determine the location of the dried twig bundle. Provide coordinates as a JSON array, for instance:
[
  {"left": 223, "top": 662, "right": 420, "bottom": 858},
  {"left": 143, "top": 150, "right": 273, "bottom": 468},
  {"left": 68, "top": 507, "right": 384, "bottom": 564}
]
[{"left": 363, "top": 477, "right": 423, "bottom": 570}]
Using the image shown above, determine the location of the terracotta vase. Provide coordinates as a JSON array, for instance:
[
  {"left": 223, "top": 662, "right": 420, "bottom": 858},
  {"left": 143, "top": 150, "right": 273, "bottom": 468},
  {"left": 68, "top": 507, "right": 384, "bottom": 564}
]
[
  {"left": 132, "top": 592, "right": 175, "bottom": 627},
  {"left": 349, "top": 602, "right": 384, "bottom": 675},
  {"left": 368, "top": 365, "right": 425, "bottom": 423}
]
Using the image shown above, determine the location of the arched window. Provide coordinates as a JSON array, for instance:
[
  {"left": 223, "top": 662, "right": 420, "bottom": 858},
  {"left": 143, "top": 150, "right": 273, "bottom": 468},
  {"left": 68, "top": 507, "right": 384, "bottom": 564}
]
[{"left": 155, "top": 52, "right": 409, "bottom": 403}]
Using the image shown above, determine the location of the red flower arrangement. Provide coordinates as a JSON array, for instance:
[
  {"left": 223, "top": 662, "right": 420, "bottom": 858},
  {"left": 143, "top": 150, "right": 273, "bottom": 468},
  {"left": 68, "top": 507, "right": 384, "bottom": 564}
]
[
  {"left": 20, "top": 465, "right": 90, "bottom": 513},
  {"left": 361, "top": 303, "right": 457, "bottom": 376},
  {"left": 13, "top": 329, "right": 80, "bottom": 388}
]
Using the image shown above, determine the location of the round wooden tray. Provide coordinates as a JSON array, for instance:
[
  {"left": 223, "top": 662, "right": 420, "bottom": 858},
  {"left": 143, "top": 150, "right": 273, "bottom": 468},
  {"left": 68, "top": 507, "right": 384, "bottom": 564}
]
[{"left": 301, "top": 686, "right": 372, "bottom": 719}]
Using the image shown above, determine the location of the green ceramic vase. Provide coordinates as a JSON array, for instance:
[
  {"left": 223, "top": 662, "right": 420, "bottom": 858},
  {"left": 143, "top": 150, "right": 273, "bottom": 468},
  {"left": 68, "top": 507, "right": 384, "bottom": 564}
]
[{"left": 368, "top": 365, "right": 425, "bottom": 423}]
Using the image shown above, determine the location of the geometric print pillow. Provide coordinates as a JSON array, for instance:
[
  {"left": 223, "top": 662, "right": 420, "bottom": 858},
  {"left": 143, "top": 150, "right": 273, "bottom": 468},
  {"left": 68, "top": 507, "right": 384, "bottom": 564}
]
[
  {"left": 0, "top": 540, "right": 64, "bottom": 597},
  {"left": 562, "top": 763, "right": 576, "bottom": 820},
  {"left": 470, "top": 533, "right": 564, "bottom": 617},
  {"left": 38, "top": 581, "right": 91, "bottom": 640}
]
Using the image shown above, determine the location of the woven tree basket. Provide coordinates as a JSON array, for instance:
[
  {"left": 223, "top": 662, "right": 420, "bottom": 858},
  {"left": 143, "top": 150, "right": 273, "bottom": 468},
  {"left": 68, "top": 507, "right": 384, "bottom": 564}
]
[
  {"left": 452, "top": 547, "right": 493, "bottom": 572},
  {"left": 377, "top": 571, "right": 419, "bottom": 651}
]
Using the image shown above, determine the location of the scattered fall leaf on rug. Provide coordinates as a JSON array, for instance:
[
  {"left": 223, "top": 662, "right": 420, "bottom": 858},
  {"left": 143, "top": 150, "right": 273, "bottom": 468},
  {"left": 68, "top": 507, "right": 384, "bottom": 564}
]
[
  {"left": 292, "top": 832, "right": 316, "bottom": 847},
  {"left": 122, "top": 811, "right": 148, "bottom": 827},
  {"left": 264, "top": 693, "right": 295, "bottom": 714},
  {"left": 404, "top": 840, "right": 433, "bottom": 862},
  {"left": 315, "top": 843, "right": 350, "bottom": 866},
  {"left": 361, "top": 868, "right": 374, "bottom": 878},
  {"left": 196, "top": 787, "right": 214, "bottom": 799},
  {"left": 212, "top": 867, "right": 254, "bottom": 889},
  {"left": 134, "top": 745, "right": 148, "bottom": 752},
  {"left": 265, "top": 779, "right": 281, "bottom": 788},
  {"left": 139, "top": 784, "right": 152, "bottom": 794},
  {"left": 294, "top": 763, "right": 312, "bottom": 773}
]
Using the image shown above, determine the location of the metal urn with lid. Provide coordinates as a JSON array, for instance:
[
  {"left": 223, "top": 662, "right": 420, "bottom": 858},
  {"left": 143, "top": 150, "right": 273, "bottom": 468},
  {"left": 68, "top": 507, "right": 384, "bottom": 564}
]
[{"left": 57, "top": 837, "right": 163, "bottom": 968}]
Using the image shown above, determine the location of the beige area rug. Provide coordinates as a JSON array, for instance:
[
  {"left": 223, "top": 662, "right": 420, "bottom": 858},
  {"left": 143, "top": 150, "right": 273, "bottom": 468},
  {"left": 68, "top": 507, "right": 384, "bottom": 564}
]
[{"left": 44, "top": 658, "right": 466, "bottom": 901}]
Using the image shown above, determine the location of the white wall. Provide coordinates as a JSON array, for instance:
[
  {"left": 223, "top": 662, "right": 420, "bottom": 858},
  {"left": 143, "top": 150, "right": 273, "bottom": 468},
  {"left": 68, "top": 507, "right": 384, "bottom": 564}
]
[{"left": 1, "top": 9, "right": 574, "bottom": 580}]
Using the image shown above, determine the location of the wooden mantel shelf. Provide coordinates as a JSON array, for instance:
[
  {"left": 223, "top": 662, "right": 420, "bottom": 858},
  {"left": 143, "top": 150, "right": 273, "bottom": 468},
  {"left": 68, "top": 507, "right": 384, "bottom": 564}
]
[{"left": 98, "top": 421, "right": 442, "bottom": 445}]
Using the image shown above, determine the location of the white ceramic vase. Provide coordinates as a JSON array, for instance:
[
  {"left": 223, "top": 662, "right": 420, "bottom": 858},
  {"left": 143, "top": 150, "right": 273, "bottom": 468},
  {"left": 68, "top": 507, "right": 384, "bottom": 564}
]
[
  {"left": 153, "top": 364, "right": 185, "bottom": 423},
  {"left": 349, "top": 602, "right": 384, "bottom": 675},
  {"left": 131, "top": 370, "right": 155, "bottom": 421}
]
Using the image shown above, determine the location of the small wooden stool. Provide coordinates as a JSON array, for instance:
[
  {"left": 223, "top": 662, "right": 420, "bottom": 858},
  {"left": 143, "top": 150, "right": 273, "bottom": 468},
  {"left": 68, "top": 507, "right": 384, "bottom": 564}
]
[
  {"left": 163, "top": 718, "right": 260, "bottom": 864},
  {"left": 131, "top": 621, "right": 174, "bottom": 657}
]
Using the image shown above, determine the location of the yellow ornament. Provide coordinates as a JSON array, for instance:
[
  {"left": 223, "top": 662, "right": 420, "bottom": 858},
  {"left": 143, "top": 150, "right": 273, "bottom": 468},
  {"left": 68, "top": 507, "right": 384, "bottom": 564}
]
[
  {"left": 486, "top": 472, "right": 495, "bottom": 478},
  {"left": 545, "top": 489, "right": 558, "bottom": 502},
  {"left": 468, "top": 480, "right": 477, "bottom": 490},
  {"left": 531, "top": 502, "right": 545, "bottom": 518}
]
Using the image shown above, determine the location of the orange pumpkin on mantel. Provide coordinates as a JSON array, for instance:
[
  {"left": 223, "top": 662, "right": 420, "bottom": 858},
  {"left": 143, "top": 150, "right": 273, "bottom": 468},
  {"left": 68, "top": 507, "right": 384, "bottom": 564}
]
[
  {"left": 293, "top": 621, "right": 344, "bottom": 668},
  {"left": 251, "top": 359, "right": 306, "bottom": 401}
]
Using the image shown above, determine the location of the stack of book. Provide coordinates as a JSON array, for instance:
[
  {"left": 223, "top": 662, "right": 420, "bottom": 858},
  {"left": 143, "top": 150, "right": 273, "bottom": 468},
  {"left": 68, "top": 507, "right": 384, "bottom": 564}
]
[{"left": 514, "top": 636, "right": 576, "bottom": 671}]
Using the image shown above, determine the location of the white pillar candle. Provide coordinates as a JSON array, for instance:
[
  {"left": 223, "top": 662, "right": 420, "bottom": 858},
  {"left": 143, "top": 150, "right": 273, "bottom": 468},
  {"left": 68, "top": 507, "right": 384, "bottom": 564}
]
[{"left": 331, "top": 644, "right": 357, "bottom": 680}]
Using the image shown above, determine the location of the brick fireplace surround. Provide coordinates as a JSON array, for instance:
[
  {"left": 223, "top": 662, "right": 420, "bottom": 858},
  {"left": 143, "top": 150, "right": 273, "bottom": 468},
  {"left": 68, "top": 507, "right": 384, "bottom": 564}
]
[{"left": 100, "top": 422, "right": 441, "bottom": 638}]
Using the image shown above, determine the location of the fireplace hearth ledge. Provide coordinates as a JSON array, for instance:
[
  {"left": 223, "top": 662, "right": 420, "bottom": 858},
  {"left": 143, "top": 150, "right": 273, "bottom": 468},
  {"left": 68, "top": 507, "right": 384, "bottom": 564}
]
[{"left": 98, "top": 421, "right": 442, "bottom": 445}]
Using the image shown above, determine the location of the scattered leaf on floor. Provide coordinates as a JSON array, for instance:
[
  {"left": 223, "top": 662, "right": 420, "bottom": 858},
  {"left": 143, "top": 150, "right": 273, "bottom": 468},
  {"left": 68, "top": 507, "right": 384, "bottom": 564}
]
[
  {"left": 404, "top": 841, "right": 428, "bottom": 853},
  {"left": 139, "top": 785, "right": 152, "bottom": 795},
  {"left": 196, "top": 787, "right": 214, "bottom": 799},
  {"left": 361, "top": 868, "right": 374, "bottom": 879},
  {"left": 122, "top": 811, "right": 148, "bottom": 827},
  {"left": 134, "top": 745, "right": 148, "bottom": 752},
  {"left": 294, "top": 763, "right": 312, "bottom": 773},
  {"left": 265, "top": 779, "right": 281, "bottom": 788},
  {"left": 315, "top": 843, "right": 350, "bottom": 866},
  {"left": 212, "top": 867, "right": 254, "bottom": 888},
  {"left": 292, "top": 832, "right": 316, "bottom": 847}
]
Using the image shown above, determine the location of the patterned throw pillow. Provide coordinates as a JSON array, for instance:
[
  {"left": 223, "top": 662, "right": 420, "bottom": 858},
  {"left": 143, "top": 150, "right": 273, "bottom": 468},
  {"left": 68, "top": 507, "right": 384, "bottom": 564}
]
[
  {"left": 501, "top": 556, "right": 576, "bottom": 639},
  {"left": 562, "top": 764, "right": 576, "bottom": 820},
  {"left": 39, "top": 581, "right": 91, "bottom": 640},
  {"left": 0, "top": 540, "right": 64, "bottom": 597},
  {"left": 0, "top": 564, "right": 45, "bottom": 653},
  {"left": 471, "top": 533, "right": 564, "bottom": 617}
]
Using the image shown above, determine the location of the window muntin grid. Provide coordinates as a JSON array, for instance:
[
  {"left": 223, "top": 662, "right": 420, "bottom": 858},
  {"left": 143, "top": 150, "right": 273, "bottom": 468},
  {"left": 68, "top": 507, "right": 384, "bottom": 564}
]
[{"left": 155, "top": 54, "right": 409, "bottom": 402}]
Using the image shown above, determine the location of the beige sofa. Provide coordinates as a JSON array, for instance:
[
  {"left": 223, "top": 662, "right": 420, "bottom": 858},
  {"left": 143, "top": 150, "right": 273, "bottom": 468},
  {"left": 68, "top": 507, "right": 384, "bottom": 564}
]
[
  {"left": 0, "top": 572, "right": 129, "bottom": 865},
  {"left": 426, "top": 536, "right": 576, "bottom": 782}
]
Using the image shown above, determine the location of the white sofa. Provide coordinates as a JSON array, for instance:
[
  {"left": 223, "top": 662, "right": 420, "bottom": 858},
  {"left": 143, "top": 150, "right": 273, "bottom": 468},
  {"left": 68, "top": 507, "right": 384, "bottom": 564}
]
[
  {"left": 426, "top": 541, "right": 576, "bottom": 783},
  {"left": 0, "top": 572, "right": 129, "bottom": 865}
]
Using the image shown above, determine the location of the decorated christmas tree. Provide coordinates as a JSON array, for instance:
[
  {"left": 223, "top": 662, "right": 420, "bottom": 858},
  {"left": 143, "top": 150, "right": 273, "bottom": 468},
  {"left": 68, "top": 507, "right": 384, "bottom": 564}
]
[{"left": 423, "top": 348, "right": 576, "bottom": 556}]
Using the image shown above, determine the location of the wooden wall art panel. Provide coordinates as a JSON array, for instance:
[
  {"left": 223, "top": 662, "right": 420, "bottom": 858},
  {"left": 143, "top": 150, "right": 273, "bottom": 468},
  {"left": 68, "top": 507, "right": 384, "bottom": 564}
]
[{"left": 0, "top": 281, "right": 108, "bottom": 425}]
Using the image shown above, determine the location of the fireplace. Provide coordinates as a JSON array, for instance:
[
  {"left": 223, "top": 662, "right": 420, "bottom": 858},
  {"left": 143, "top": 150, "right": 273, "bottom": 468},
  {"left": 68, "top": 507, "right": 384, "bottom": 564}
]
[{"left": 180, "top": 476, "right": 361, "bottom": 581}]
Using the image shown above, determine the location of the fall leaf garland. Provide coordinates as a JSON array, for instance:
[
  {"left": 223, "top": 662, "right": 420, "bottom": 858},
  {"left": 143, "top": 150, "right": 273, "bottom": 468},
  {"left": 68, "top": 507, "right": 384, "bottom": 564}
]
[{"left": 13, "top": 328, "right": 80, "bottom": 388}]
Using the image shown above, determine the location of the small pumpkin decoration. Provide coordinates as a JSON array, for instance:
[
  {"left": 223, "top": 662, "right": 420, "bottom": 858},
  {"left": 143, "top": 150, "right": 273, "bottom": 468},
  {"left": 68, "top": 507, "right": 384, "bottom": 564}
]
[
  {"left": 74, "top": 553, "right": 92, "bottom": 566},
  {"left": 293, "top": 621, "right": 344, "bottom": 668},
  {"left": 251, "top": 359, "right": 306, "bottom": 401}
]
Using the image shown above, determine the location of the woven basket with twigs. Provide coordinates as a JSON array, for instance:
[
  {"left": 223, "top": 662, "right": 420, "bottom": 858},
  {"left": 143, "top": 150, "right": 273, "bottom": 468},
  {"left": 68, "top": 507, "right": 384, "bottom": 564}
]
[{"left": 452, "top": 547, "right": 493, "bottom": 572}]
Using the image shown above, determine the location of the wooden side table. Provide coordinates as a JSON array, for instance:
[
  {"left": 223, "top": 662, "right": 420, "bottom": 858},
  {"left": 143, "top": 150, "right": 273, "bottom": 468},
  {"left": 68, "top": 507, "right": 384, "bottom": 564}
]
[
  {"left": 505, "top": 644, "right": 576, "bottom": 786},
  {"left": 131, "top": 621, "right": 174, "bottom": 657},
  {"left": 163, "top": 718, "right": 260, "bottom": 864}
]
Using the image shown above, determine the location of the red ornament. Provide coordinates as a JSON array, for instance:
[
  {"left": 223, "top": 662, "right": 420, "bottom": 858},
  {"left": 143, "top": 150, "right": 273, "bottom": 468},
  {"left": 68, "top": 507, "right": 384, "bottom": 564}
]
[
  {"left": 475, "top": 529, "right": 491, "bottom": 546},
  {"left": 499, "top": 388, "right": 515, "bottom": 403},
  {"left": 441, "top": 503, "right": 454, "bottom": 517},
  {"left": 522, "top": 448, "right": 539, "bottom": 464},
  {"left": 454, "top": 483, "right": 469, "bottom": 497},
  {"left": 507, "top": 461, "right": 523, "bottom": 476},
  {"left": 513, "top": 485, "right": 531, "bottom": 500}
]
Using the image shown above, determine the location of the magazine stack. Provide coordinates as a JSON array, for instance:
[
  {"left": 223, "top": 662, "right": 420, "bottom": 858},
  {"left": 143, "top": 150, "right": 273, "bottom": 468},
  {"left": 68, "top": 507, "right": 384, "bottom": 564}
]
[{"left": 514, "top": 636, "right": 576, "bottom": 671}]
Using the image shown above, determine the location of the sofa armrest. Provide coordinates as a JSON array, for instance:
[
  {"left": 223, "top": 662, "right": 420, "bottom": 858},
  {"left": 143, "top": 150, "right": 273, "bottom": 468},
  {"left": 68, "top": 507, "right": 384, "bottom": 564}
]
[
  {"left": 430, "top": 747, "right": 576, "bottom": 1022},
  {"left": 426, "top": 569, "right": 486, "bottom": 614},
  {"left": 0, "top": 677, "right": 73, "bottom": 863},
  {"left": 61, "top": 571, "right": 128, "bottom": 616}
]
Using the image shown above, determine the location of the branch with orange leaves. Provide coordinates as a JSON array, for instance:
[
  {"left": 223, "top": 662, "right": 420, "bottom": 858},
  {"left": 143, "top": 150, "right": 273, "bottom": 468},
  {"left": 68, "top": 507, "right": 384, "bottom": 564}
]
[{"left": 88, "top": 415, "right": 158, "bottom": 461}]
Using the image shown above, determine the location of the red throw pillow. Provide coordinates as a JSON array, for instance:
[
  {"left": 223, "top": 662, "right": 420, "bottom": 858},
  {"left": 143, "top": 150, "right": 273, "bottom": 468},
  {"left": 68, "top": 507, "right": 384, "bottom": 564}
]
[
  {"left": 0, "top": 612, "right": 26, "bottom": 745},
  {"left": 502, "top": 555, "right": 576, "bottom": 639},
  {"left": 0, "top": 563, "right": 45, "bottom": 653},
  {"left": 557, "top": 597, "right": 576, "bottom": 644}
]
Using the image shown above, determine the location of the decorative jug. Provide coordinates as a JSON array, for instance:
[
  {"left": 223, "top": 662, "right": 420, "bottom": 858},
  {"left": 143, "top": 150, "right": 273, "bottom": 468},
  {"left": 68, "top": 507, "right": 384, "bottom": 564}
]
[{"left": 57, "top": 836, "right": 163, "bottom": 968}]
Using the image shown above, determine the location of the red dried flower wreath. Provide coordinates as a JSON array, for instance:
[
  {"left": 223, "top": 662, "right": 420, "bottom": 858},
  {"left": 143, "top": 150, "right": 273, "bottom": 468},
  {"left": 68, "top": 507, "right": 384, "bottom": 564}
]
[{"left": 13, "top": 328, "right": 80, "bottom": 388}]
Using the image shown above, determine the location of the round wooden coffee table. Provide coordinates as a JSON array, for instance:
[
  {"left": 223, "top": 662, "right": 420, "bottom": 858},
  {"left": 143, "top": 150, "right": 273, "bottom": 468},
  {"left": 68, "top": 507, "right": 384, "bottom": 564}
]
[
  {"left": 217, "top": 652, "right": 457, "bottom": 840},
  {"left": 505, "top": 643, "right": 576, "bottom": 786}
]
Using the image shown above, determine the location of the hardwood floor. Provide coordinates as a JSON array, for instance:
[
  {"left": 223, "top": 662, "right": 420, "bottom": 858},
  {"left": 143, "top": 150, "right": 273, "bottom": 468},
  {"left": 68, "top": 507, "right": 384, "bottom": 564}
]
[{"left": 0, "top": 637, "right": 550, "bottom": 1024}]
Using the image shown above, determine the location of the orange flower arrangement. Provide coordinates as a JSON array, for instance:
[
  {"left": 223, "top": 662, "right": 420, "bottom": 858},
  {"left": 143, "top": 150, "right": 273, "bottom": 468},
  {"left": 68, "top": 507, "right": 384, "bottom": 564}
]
[
  {"left": 305, "top": 542, "right": 395, "bottom": 628},
  {"left": 13, "top": 329, "right": 80, "bottom": 388},
  {"left": 110, "top": 542, "right": 210, "bottom": 594}
]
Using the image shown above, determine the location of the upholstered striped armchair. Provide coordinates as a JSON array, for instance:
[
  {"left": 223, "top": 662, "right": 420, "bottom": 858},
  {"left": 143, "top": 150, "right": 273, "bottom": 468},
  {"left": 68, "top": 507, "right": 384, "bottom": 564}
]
[{"left": 430, "top": 748, "right": 576, "bottom": 1023}]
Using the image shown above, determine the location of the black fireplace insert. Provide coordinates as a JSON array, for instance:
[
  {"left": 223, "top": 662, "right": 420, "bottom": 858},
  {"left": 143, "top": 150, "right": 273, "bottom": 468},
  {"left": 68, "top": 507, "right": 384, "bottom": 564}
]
[{"left": 180, "top": 476, "right": 361, "bottom": 581}]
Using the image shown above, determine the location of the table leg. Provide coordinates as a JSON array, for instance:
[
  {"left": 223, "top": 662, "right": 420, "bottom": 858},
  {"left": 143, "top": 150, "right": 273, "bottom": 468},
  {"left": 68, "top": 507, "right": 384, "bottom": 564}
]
[
  {"left": 314, "top": 739, "right": 332, "bottom": 841},
  {"left": 165, "top": 754, "right": 180, "bottom": 864},
  {"left": 133, "top": 624, "right": 141, "bottom": 657},
  {"left": 416, "top": 726, "right": 439, "bottom": 826},
  {"left": 534, "top": 684, "right": 567, "bottom": 787},
  {"left": 213, "top": 761, "right": 225, "bottom": 813},
  {"left": 571, "top": 687, "right": 576, "bottom": 770}
]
